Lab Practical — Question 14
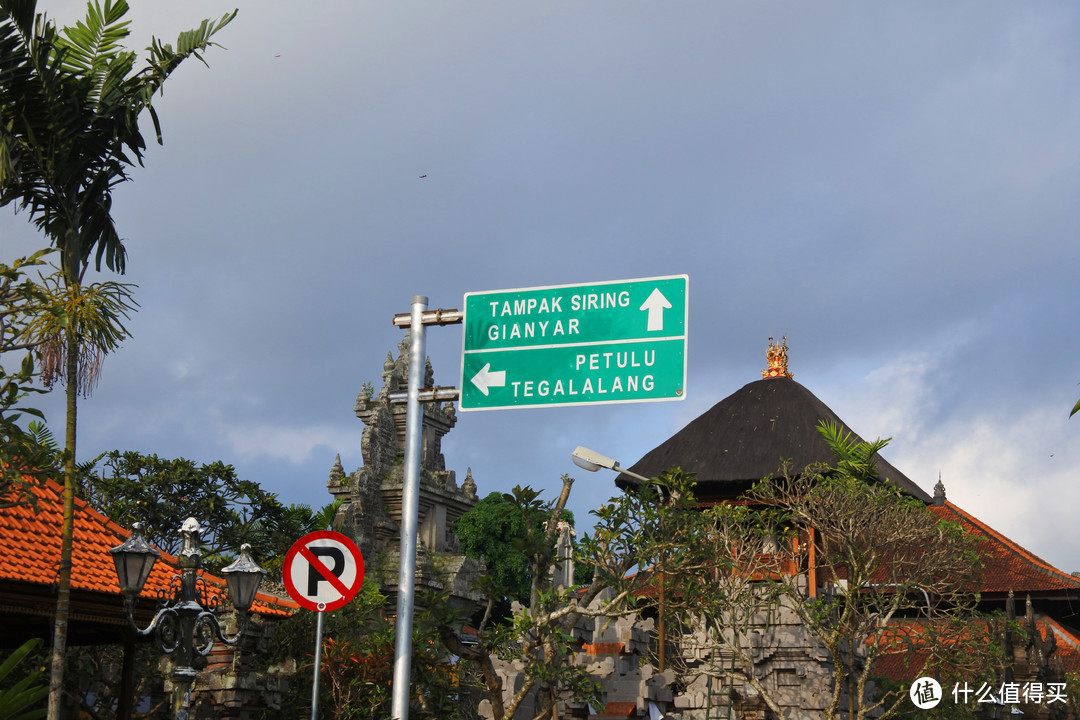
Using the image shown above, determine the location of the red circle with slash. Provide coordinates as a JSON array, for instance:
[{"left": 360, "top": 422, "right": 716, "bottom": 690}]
[{"left": 282, "top": 531, "right": 365, "bottom": 612}]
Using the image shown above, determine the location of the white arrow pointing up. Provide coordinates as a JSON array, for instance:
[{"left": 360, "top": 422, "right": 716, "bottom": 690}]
[
  {"left": 470, "top": 363, "right": 506, "bottom": 396},
  {"left": 640, "top": 288, "right": 673, "bottom": 332}
]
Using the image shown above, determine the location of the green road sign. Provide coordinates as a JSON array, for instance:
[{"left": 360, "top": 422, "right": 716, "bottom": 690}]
[{"left": 459, "top": 275, "right": 688, "bottom": 410}]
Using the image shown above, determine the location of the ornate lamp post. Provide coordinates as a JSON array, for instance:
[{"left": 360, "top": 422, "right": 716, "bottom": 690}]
[{"left": 110, "top": 518, "right": 266, "bottom": 720}]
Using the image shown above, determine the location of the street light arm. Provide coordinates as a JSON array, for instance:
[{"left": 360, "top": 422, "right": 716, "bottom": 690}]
[
  {"left": 610, "top": 462, "right": 653, "bottom": 486},
  {"left": 123, "top": 602, "right": 175, "bottom": 641},
  {"left": 195, "top": 609, "right": 252, "bottom": 649},
  {"left": 123, "top": 591, "right": 251, "bottom": 651}
]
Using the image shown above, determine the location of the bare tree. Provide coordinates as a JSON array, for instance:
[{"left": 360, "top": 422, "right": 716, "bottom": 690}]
[{"left": 592, "top": 423, "right": 1009, "bottom": 720}]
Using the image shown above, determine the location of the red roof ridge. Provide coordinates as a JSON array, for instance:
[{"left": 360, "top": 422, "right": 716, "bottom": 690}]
[
  {"left": 932, "top": 501, "right": 1080, "bottom": 590},
  {"left": 1, "top": 474, "right": 298, "bottom": 616},
  {"left": 1040, "top": 614, "right": 1080, "bottom": 652}
]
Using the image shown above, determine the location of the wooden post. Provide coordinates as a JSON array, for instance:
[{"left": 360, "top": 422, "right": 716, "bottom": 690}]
[{"left": 118, "top": 632, "right": 137, "bottom": 720}]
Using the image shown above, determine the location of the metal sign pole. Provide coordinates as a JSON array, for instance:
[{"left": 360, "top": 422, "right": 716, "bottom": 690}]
[
  {"left": 311, "top": 610, "right": 324, "bottom": 720},
  {"left": 390, "top": 295, "right": 427, "bottom": 720}
]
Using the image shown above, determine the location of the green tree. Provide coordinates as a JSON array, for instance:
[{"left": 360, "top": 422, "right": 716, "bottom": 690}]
[
  {"left": 84, "top": 450, "right": 321, "bottom": 576},
  {"left": 285, "top": 497, "right": 344, "bottom": 534},
  {"left": 0, "top": 250, "right": 55, "bottom": 506},
  {"left": 454, "top": 491, "right": 549, "bottom": 610},
  {"left": 0, "top": 1, "right": 235, "bottom": 714},
  {"left": 438, "top": 479, "right": 634, "bottom": 720},
  {"left": 455, "top": 490, "right": 584, "bottom": 627}
]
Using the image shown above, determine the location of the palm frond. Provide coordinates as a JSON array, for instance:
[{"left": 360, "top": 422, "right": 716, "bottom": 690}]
[
  {"left": 57, "top": 0, "right": 131, "bottom": 79},
  {"left": 816, "top": 419, "right": 890, "bottom": 482},
  {"left": 25, "top": 420, "right": 59, "bottom": 458},
  {"left": 137, "top": 9, "right": 236, "bottom": 141}
]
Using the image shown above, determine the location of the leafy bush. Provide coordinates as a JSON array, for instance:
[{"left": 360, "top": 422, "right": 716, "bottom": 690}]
[{"left": 0, "top": 638, "right": 47, "bottom": 720}]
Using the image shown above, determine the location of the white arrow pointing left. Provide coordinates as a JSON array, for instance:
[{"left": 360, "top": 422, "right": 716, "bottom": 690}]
[
  {"left": 640, "top": 288, "right": 673, "bottom": 332},
  {"left": 470, "top": 363, "right": 506, "bottom": 396}
]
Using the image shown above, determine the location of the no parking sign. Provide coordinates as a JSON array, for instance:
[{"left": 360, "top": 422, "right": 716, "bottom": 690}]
[{"left": 283, "top": 531, "right": 364, "bottom": 612}]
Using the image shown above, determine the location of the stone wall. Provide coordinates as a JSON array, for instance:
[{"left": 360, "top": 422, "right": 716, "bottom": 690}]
[
  {"left": 476, "top": 588, "right": 854, "bottom": 720},
  {"left": 183, "top": 616, "right": 294, "bottom": 719}
]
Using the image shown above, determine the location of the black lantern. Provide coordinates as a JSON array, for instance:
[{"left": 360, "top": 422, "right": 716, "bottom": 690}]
[
  {"left": 221, "top": 543, "right": 266, "bottom": 612},
  {"left": 109, "top": 522, "right": 161, "bottom": 598}
]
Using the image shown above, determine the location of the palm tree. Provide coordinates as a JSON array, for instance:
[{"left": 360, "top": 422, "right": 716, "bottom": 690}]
[{"left": 0, "top": 1, "right": 235, "bottom": 716}]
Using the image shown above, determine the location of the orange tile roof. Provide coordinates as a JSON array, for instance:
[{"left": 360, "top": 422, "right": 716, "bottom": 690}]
[
  {"left": 1040, "top": 615, "right": 1080, "bottom": 673},
  {"left": 929, "top": 502, "right": 1080, "bottom": 595},
  {"left": 0, "top": 477, "right": 298, "bottom": 617},
  {"left": 873, "top": 614, "right": 1080, "bottom": 680}
]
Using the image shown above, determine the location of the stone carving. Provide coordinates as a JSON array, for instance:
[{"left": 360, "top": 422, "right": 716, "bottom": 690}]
[{"left": 328, "top": 334, "right": 483, "bottom": 604}]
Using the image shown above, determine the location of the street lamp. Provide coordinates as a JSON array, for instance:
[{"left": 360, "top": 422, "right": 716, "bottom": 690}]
[
  {"left": 571, "top": 446, "right": 652, "bottom": 484},
  {"left": 110, "top": 518, "right": 266, "bottom": 720}
]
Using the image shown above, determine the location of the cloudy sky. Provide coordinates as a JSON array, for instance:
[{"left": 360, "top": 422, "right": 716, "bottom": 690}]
[{"left": 5, "top": 1, "right": 1080, "bottom": 573}]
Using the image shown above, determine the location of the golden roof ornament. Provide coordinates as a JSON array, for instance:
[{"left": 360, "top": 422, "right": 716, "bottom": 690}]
[{"left": 762, "top": 336, "right": 793, "bottom": 379}]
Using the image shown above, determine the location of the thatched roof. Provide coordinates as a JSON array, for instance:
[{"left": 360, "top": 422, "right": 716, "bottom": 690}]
[{"left": 617, "top": 376, "right": 932, "bottom": 503}]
